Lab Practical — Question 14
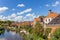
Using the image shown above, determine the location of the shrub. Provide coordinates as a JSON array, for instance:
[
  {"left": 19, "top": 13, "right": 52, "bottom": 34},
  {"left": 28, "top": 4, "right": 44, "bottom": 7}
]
[{"left": 51, "top": 28, "right": 60, "bottom": 40}]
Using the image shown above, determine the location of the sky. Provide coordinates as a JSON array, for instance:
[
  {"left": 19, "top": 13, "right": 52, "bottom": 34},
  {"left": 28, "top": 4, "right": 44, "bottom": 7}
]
[{"left": 0, "top": 0, "right": 60, "bottom": 22}]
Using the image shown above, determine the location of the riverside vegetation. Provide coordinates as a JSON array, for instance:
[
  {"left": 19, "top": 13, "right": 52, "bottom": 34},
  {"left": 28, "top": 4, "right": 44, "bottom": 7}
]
[
  {"left": 21, "top": 21, "right": 60, "bottom": 40},
  {"left": 0, "top": 20, "right": 60, "bottom": 40}
]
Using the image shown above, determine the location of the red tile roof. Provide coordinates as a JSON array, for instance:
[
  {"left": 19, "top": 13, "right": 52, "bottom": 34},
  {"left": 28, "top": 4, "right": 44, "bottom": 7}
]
[
  {"left": 45, "top": 12, "right": 59, "bottom": 18},
  {"left": 34, "top": 18, "right": 40, "bottom": 22},
  {"left": 10, "top": 21, "right": 33, "bottom": 27}
]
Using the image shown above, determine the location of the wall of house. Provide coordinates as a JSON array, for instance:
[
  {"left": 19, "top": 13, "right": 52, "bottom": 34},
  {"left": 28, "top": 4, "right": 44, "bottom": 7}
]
[{"left": 44, "top": 18, "right": 52, "bottom": 24}]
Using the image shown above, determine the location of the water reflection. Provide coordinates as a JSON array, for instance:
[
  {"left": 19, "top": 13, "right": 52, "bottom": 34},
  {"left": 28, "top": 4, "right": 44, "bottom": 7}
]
[
  {"left": 0, "top": 28, "right": 5, "bottom": 35},
  {"left": 0, "top": 29, "right": 23, "bottom": 40}
]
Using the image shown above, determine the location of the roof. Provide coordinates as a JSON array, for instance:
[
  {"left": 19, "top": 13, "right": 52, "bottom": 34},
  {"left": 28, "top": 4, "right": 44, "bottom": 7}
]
[
  {"left": 45, "top": 12, "right": 59, "bottom": 18},
  {"left": 34, "top": 18, "right": 40, "bottom": 22},
  {"left": 10, "top": 21, "right": 34, "bottom": 27}
]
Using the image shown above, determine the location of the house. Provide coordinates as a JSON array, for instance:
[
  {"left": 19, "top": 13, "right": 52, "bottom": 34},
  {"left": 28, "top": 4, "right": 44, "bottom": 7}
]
[
  {"left": 34, "top": 17, "right": 44, "bottom": 23},
  {"left": 43, "top": 10, "right": 60, "bottom": 36},
  {"left": 10, "top": 21, "right": 33, "bottom": 28},
  {"left": 34, "top": 18, "right": 40, "bottom": 24},
  {"left": 44, "top": 10, "right": 60, "bottom": 24}
]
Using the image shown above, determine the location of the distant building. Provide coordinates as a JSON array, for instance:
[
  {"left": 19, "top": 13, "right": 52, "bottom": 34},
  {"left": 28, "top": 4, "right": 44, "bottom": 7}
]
[
  {"left": 34, "top": 17, "right": 44, "bottom": 23},
  {"left": 10, "top": 21, "right": 33, "bottom": 28}
]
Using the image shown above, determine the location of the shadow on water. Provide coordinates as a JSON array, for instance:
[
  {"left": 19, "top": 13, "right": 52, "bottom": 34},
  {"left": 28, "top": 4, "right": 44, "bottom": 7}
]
[{"left": 0, "top": 28, "right": 5, "bottom": 35}]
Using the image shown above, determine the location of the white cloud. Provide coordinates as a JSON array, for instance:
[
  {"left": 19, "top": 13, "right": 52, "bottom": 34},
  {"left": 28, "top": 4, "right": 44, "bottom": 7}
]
[
  {"left": 12, "top": 8, "right": 15, "bottom": 11},
  {"left": 45, "top": 4, "right": 50, "bottom": 7},
  {"left": 0, "top": 7, "right": 8, "bottom": 13},
  {"left": 55, "top": 1, "right": 59, "bottom": 5},
  {"left": 0, "top": 15, "right": 3, "bottom": 19},
  {"left": 0, "top": 15, "right": 7, "bottom": 21},
  {"left": 26, "top": 14, "right": 32, "bottom": 16},
  {"left": 0, "top": 13, "right": 39, "bottom": 22},
  {"left": 25, "top": 13, "right": 40, "bottom": 21},
  {"left": 17, "top": 8, "right": 32, "bottom": 15},
  {"left": 5, "top": 13, "right": 16, "bottom": 20},
  {"left": 52, "top": 1, "right": 60, "bottom": 7},
  {"left": 24, "top": 13, "right": 36, "bottom": 21},
  {"left": 0, "top": 13, "right": 23, "bottom": 22},
  {"left": 14, "top": 16, "right": 23, "bottom": 22},
  {"left": 17, "top": 4, "right": 25, "bottom": 7},
  {"left": 5, "top": 13, "right": 23, "bottom": 22},
  {"left": 26, "top": 13, "right": 36, "bottom": 18},
  {"left": 45, "top": 1, "right": 60, "bottom": 7},
  {"left": 11, "top": 13, "right": 16, "bottom": 17}
]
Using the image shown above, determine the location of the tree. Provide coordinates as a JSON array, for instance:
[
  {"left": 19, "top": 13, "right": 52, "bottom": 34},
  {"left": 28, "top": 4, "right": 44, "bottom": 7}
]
[
  {"left": 39, "top": 16, "right": 45, "bottom": 22},
  {"left": 6, "top": 20, "right": 12, "bottom": 26},
  {"left": 0, "top": 20, "right": 3, "bottom": 25},
  {"left": 39, "top": 16, "right": 45, "bottom": 18},
  {"left": 22, "top": 23, "right": 28, "bottom": 29},
  {"left": 22, "top": 21, "right": 44, "bottom": 40},
  {"left": 32, "top": 21, "right": 44, "bottom": 38}
]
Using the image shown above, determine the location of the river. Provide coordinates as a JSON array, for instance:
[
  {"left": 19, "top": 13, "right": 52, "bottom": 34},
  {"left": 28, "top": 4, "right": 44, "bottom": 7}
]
[{"left": 0, "top": 30, "right": 23, "bottom": 40}]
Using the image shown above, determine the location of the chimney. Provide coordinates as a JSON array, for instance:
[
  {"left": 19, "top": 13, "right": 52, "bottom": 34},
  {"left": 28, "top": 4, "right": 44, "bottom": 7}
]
[{"left": 48, "top": 9, "right": 52, "bottom": 14}]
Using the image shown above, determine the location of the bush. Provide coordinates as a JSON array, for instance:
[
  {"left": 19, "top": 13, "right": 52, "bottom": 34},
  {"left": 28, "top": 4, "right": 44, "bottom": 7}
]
[
  {"left": 46, "top": 28, "right": 51, "bottom": 36},
  {"left": 22, "top": 21, "right": 44, "bottom": 40},
  {"left": 51, "top": 28, "right": 60, "bottom": 40},
  {"left": 43, "top": 28, "right": 51, "bottom": 40},
  {"left": 16, "top": 28, "right": 20, "bottom": 33}
]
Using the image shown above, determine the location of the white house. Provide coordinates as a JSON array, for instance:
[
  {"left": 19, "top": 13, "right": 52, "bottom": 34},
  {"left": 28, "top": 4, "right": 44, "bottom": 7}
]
[{"left": 44, "top": 10, "right": 59, "bottom": 24}]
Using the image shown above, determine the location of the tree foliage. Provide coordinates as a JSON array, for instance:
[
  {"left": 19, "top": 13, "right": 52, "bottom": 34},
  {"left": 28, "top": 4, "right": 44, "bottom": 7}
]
[{"left": 32, "top": 21, "right": 44, "bottom": 37}]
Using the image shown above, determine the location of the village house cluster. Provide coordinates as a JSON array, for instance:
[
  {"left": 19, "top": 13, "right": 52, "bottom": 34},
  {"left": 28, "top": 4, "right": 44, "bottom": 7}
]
[{"left": 10, "top": 10, "right": 60, "bottom": 28}]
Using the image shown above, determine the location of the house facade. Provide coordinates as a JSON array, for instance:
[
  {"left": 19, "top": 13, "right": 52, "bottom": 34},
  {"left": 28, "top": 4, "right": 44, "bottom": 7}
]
[{"left": 44, "top": 10, "right": 59, "bottom": 24}]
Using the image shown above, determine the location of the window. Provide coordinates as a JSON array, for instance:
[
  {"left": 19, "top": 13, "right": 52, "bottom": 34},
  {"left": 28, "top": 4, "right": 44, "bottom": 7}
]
[
  {"left": 46, "top": 19, "right": 47, "bottom": 22},
  {"left": 49, "top": 19, "right": 50, "bottom": 21}
]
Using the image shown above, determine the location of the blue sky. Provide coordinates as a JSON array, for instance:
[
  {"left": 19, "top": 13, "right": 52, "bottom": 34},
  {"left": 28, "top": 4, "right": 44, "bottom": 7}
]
[{"left": 0, "top": 0, "right": 60, "bottom": 22}]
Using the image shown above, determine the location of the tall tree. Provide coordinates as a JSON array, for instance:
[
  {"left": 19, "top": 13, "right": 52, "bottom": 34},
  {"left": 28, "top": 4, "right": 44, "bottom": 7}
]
[{"left": 32, "top": 21, "right": 44, "bottom": 37}]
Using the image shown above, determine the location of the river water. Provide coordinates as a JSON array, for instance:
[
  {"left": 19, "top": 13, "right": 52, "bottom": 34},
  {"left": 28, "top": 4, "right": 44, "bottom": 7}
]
[{"left": 0, "top": 30, "right": 23, "bottom": 40}]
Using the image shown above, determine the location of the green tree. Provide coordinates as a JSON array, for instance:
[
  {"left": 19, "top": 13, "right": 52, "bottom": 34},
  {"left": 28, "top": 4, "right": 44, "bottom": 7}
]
[
  {"left": 39, "top": 16, "right": 45, "bottom": 18},
  {"left": 0, "top": 20, "right": 3, "bottom": 25},
  {"left": 31, "top": 21, "right": 44, "bottom": 40},
  {"left": 22, "top": 21, "right": 44, "bottom": 40},
  {"left": 6, "top": 20, "right": 12, "bottom": 26},
  {"left": 33, "top": 21, "right": 44, "bottom": 35},
  {"left": 22, "top": 23, "right": 28, "bottom": 29}
]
